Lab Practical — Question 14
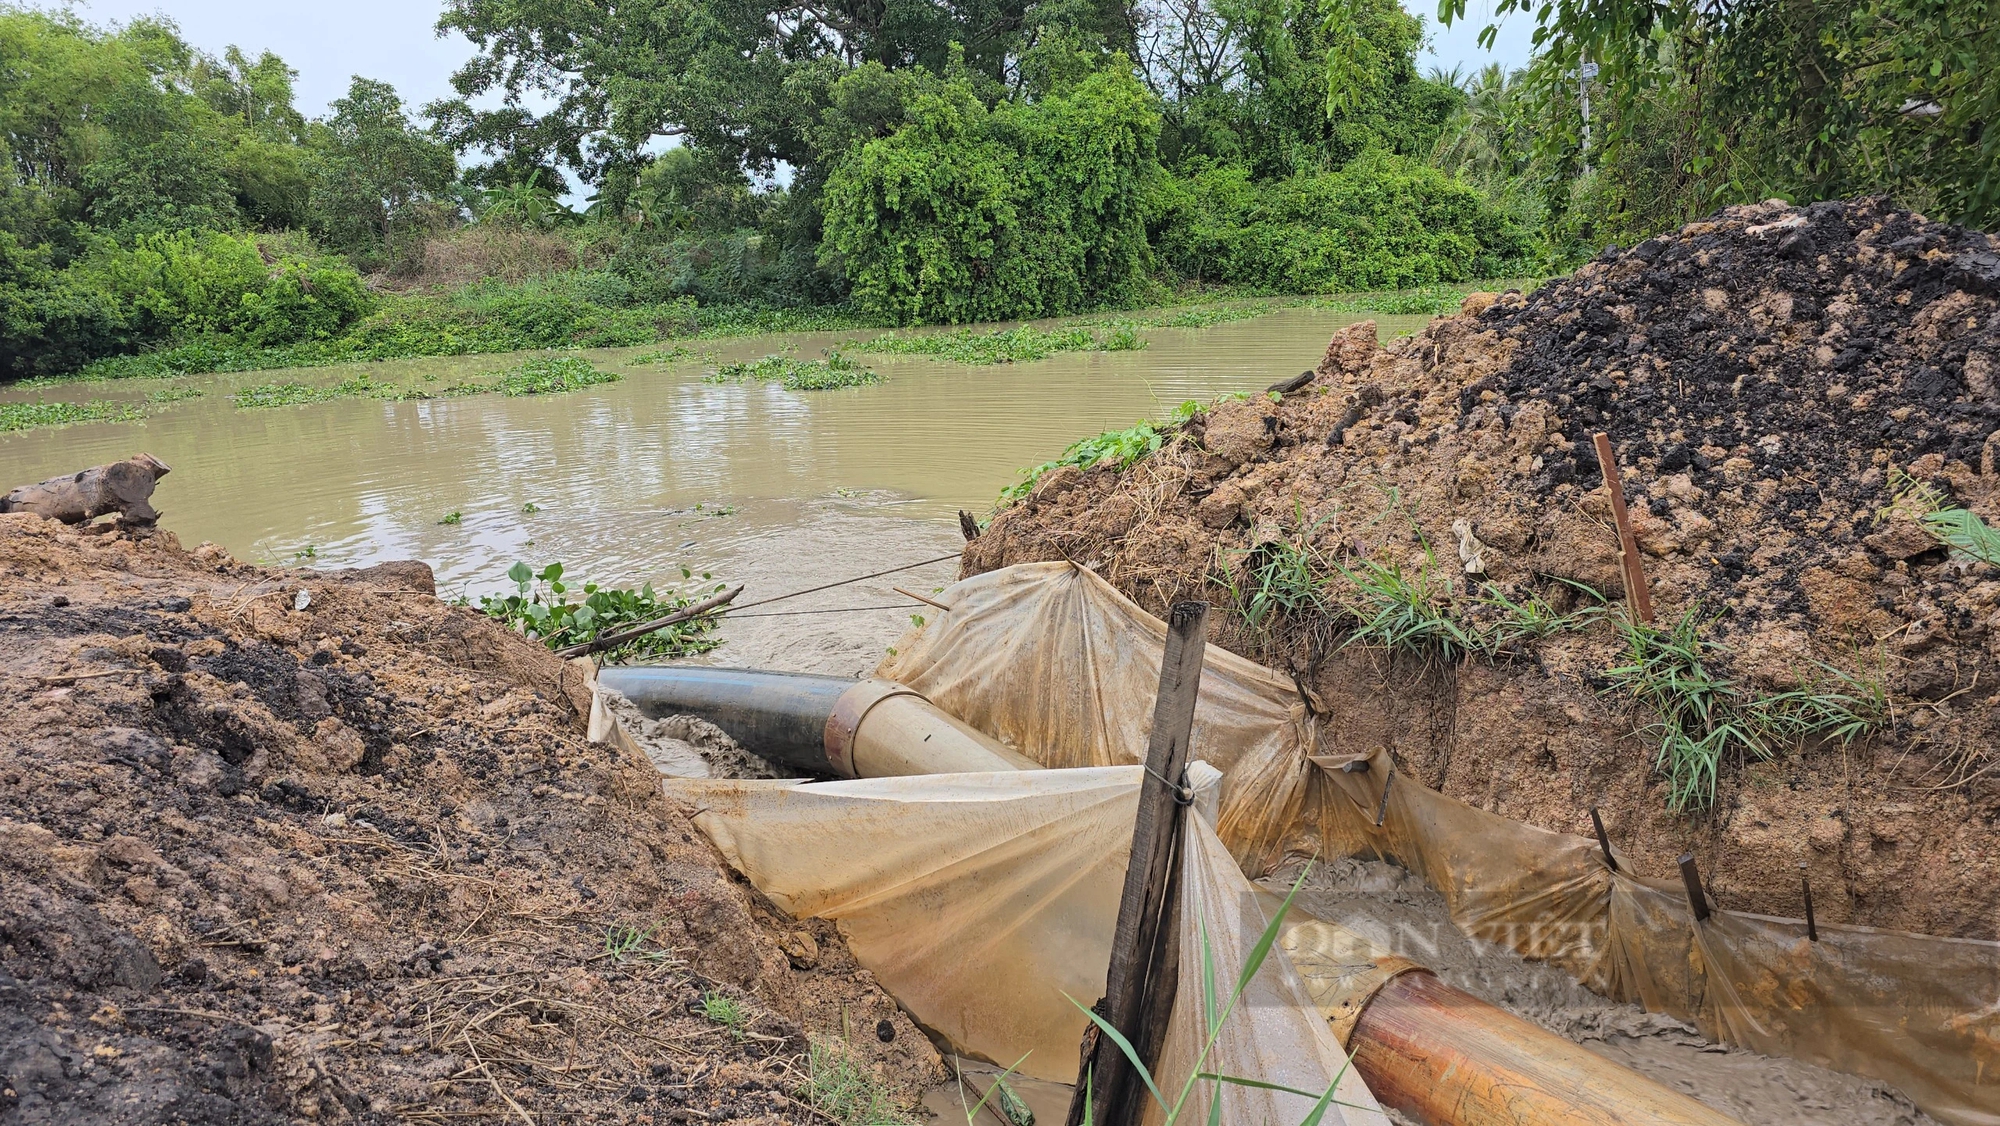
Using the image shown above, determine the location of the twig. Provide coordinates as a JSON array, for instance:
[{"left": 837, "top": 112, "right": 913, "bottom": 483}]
[
  {"left": 891, "top": 586, "right": 951, "bottom": 611},
  {"left": 463, "top": 1030, "right": 536, "bottom": 1126}
]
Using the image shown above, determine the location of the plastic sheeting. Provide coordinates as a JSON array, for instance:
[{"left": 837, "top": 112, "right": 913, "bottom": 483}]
[
  {"left": 669, "top": 765, "right": 1390, "bottom": 1126},
  {"left": 879, "top": 560, "right": 2000, "bottom": 1126}
]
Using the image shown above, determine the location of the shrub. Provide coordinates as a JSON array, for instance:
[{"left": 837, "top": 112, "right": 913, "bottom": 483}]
[
  {"left": 1152, "top": 152, "right": 1527, "bottom": 291},
  {"left": 820, "top": 63, "right": 1159, "bottom": 325}
]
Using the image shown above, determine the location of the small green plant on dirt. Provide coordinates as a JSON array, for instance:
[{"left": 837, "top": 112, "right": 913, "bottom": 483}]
[
  {"left": 1068, "top": 859, "right": 1369, "bottom": 1125},
  {"left": 1891, "top": 469, "right": 2000, "bottom": 567},
  {"left": 998, "top": 400, "right": 1203, "bottom": 505},
  {"left": 1470, "top": 579, "right": 1607, "bottom": 653},
  {"left": 706, "top": 350, "right": 880, "bottom": 391},
  {"left": 602, "top": 923, "right": 674, "bottom": 964},
  {"left": 490, "top": 355, "right": 622, "bottom": 396},
  {"left": 438, "top": 511, "right": 462, "bottom": 525},
  {"left": 1216, "top": 507, "right": 1336, "bottom": 629},
  {"left": 480, "top": 561, "right": 725, "bottom": 661},
  {"left": 800, "top": 1037, "right": 919, "bottom": 1125},
  {"left": 702, "top": 991, "right": 750, "bottom": 1042},
  {"left": 1333, "top": 543, "right": 1482, "bottom": 662},
  {"left": 1602, "top": 606, "right": 1886, "bottom": 812}
]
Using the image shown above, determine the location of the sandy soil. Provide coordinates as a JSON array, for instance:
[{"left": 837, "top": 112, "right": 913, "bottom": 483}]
[{"left": 0, "top": 513, "right": 943, "bottom": 1124}]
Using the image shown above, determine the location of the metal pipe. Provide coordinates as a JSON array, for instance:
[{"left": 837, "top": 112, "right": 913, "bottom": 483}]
[{"left": 594, "top": 666, "right": 1033, "bottom": 777}]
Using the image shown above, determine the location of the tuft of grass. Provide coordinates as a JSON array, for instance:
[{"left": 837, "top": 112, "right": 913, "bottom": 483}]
[
  {"left": 701, "top": 991, "right": 748, "bottom": 1041},
  {"left": 1333, "top": 543, "right": 1482, "bottom": 662},
  {"left": 706, "top": 350, "right": 879, "bottom": 391},
  {"left": 1602, "top": 606, "right": 1885, "bottom": 812},
  {"left": 852, "top": 322, "right": 1143, "bottom": 365},
  {"left": 799, "top": 1037, "right": 918, "bottom": 1125},
  {"left": 490, "top": 355, "right": 622, "bottom": 396},
  {"left": 1471, "top": 579, "right": 1607, "bottom": 652},
  {"left": 602, "top": 923, "right": 673, "bottom": 964},
  {"left": 0, "top": 398, "right": 145, "bottom": 432},
  {"left": 1216, "top": 505, "right": 1336, "bottom": 629},
  {"left": 1892, "top": 470, "right": 2000, "bottom": 567}
]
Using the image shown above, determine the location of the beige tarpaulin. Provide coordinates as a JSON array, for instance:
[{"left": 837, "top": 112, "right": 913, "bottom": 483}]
[
  {"left": 878, "top": 561, "right": 2000, "bottom": 1126},
  {"left": 670, "top": 765, "right": 1391, "bottom": 1125}
]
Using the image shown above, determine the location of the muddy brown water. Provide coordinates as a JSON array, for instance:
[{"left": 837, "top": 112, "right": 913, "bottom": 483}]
[{"left": 0, "top": 307, "right": 1420, "bottom": 672}]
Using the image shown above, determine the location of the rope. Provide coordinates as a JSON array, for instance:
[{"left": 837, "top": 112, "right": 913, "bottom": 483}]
[{"left": 727, "top": 603, "right": 916, "bottom": 619}]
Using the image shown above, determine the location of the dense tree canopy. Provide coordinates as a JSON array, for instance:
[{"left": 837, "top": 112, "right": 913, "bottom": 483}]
[{"left": 0, "top": 0, "right": 1992, "bottom": 378}]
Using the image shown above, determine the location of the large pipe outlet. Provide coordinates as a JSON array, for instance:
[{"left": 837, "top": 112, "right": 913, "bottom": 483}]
[
  {"left": 1281, "top": 917, "right": 1741, "bottom": 1126},
  {"left": 594, "top": 666, "right": 1035, "bottom": 777}
]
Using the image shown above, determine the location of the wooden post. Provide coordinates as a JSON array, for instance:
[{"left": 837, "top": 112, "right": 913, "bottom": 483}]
[
  {"left": 1590, "top": 808, "right": 1619, "bottom": 873},
  {"left": 1678, "top": 853, "right": 1711, "bottom": 922},
  {"left": 1065, "top": 601, "right": 1208, "bottom": 1126},
  {"left": 1593, "top": 432, "right": 1654, "bottom": 624},
  {"left": 1800, "top": 863, "right": 1818, "bottom": 942}
]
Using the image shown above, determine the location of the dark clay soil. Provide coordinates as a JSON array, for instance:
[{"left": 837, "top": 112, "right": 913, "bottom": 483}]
[
  {"left": 0, "top": 515, "right": 943, "bottom": 1124},
  {"left": 966, "top": 197, "right": 2000, "bottom": 941}
]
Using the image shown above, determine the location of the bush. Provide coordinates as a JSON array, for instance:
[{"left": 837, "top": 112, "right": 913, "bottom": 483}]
[
  {"left": 0, "top": 228, "right": 374, "bottom": 377},
  {"left": 1152, "top": 152, "right": 1527, "bottom": 291},
  {"left": 819, "top": 62, "right": 1159, "bottom": 325}
]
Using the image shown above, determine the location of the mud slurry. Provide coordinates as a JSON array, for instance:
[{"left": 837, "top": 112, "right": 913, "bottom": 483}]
[
  {"left": 968, "top": 197, "right": 2000, "bottom": 940},
  {"left": 0, "top": 515, "right": 943, "bottom": 1124}
]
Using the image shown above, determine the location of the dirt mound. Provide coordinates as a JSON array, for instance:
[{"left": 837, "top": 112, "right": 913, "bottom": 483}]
[
  {"left": 0, "top": 515, "right": 942, "bottom": 1123},
  {"left": 967, "top": 197, "right": 2000, "bottom": 940}
]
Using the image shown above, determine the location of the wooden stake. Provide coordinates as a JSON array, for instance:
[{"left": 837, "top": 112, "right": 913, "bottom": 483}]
[
  {"left": 1678, "top": 853, "right": 1711, "bottom": 922},
  {"left": 1374, "top": 768, "right": 1395, "bottom": 827},
  {"left": 958, "top": 510, "right": 982, "bottom": 541},
  {"left": 1800, "top": 862, "right": 1818, "bottom": 942},
  {"left": 891, "top": 586, "right": 951, "bottom": 612},
  {"left": 1590, "top": 807, "right": 1619, "bottom": 873},
  {"left": 1065, "top": 601, "right": 1208, "bottom": 1126},
  {"left": 1593, "top": 432, "right": 1654, "bottom": 624}
]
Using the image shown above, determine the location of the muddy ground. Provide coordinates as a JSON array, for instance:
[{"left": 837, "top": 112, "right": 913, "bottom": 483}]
[
  {"left": 967, "top": 197, "right": 2000, "bottom": 941},
  {"left": 0, "top": 513, "right": 943, "bottom": 1124}
]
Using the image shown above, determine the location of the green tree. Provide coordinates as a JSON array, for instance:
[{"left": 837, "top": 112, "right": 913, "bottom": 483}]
[{"left": 307, "top": 77, "right": 457, "bottom": 262}]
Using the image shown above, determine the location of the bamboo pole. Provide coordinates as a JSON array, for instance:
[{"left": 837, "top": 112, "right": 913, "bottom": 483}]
[{"left": 1594, "top": 431, "right": 1654, "bottom": 624}]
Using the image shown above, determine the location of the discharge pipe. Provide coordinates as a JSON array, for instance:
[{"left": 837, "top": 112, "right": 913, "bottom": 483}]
[
  {"left": 1278, "top": 913, "right": 1742, "bottom": 1126},
  {"left": 608, "top": 667, "right": 1742, "bottom": 1126},
  {"left": 594, "top": 666, "right": 1036, "bottom": 777}
]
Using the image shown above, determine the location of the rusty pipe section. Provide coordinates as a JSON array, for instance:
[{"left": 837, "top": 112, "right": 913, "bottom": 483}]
[
  {"left": 594, "top": 666, "right": 1034, "bottom": 777},
  {"left": 1281, "top": 917, "right": 1742, "bottom": 1126}
]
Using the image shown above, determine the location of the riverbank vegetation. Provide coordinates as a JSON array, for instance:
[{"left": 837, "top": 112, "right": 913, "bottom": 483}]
[{"left": 0, "top": 0, "right": 1991, "bottom": 382}]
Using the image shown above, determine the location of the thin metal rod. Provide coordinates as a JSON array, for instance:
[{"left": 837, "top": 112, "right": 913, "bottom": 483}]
[
  {"left": 726, "top": 552, "right": 962, "bottom": 613},
  {"left": 891, "top": 586, "right": 952, "bottom": 611}
]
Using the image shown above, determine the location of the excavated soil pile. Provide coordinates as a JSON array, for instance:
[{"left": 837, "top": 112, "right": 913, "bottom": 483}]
[
  {"left": 968, "top": 196, "right": 2000, "bottom": 940},
  {"left": 0, "top": 515, "right": 943, "bottom": 1124}
]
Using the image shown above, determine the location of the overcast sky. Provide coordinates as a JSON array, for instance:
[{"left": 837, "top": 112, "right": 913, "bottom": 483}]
[{"left": 73, "top": 0, "right": 1535, "bottom": 120}]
